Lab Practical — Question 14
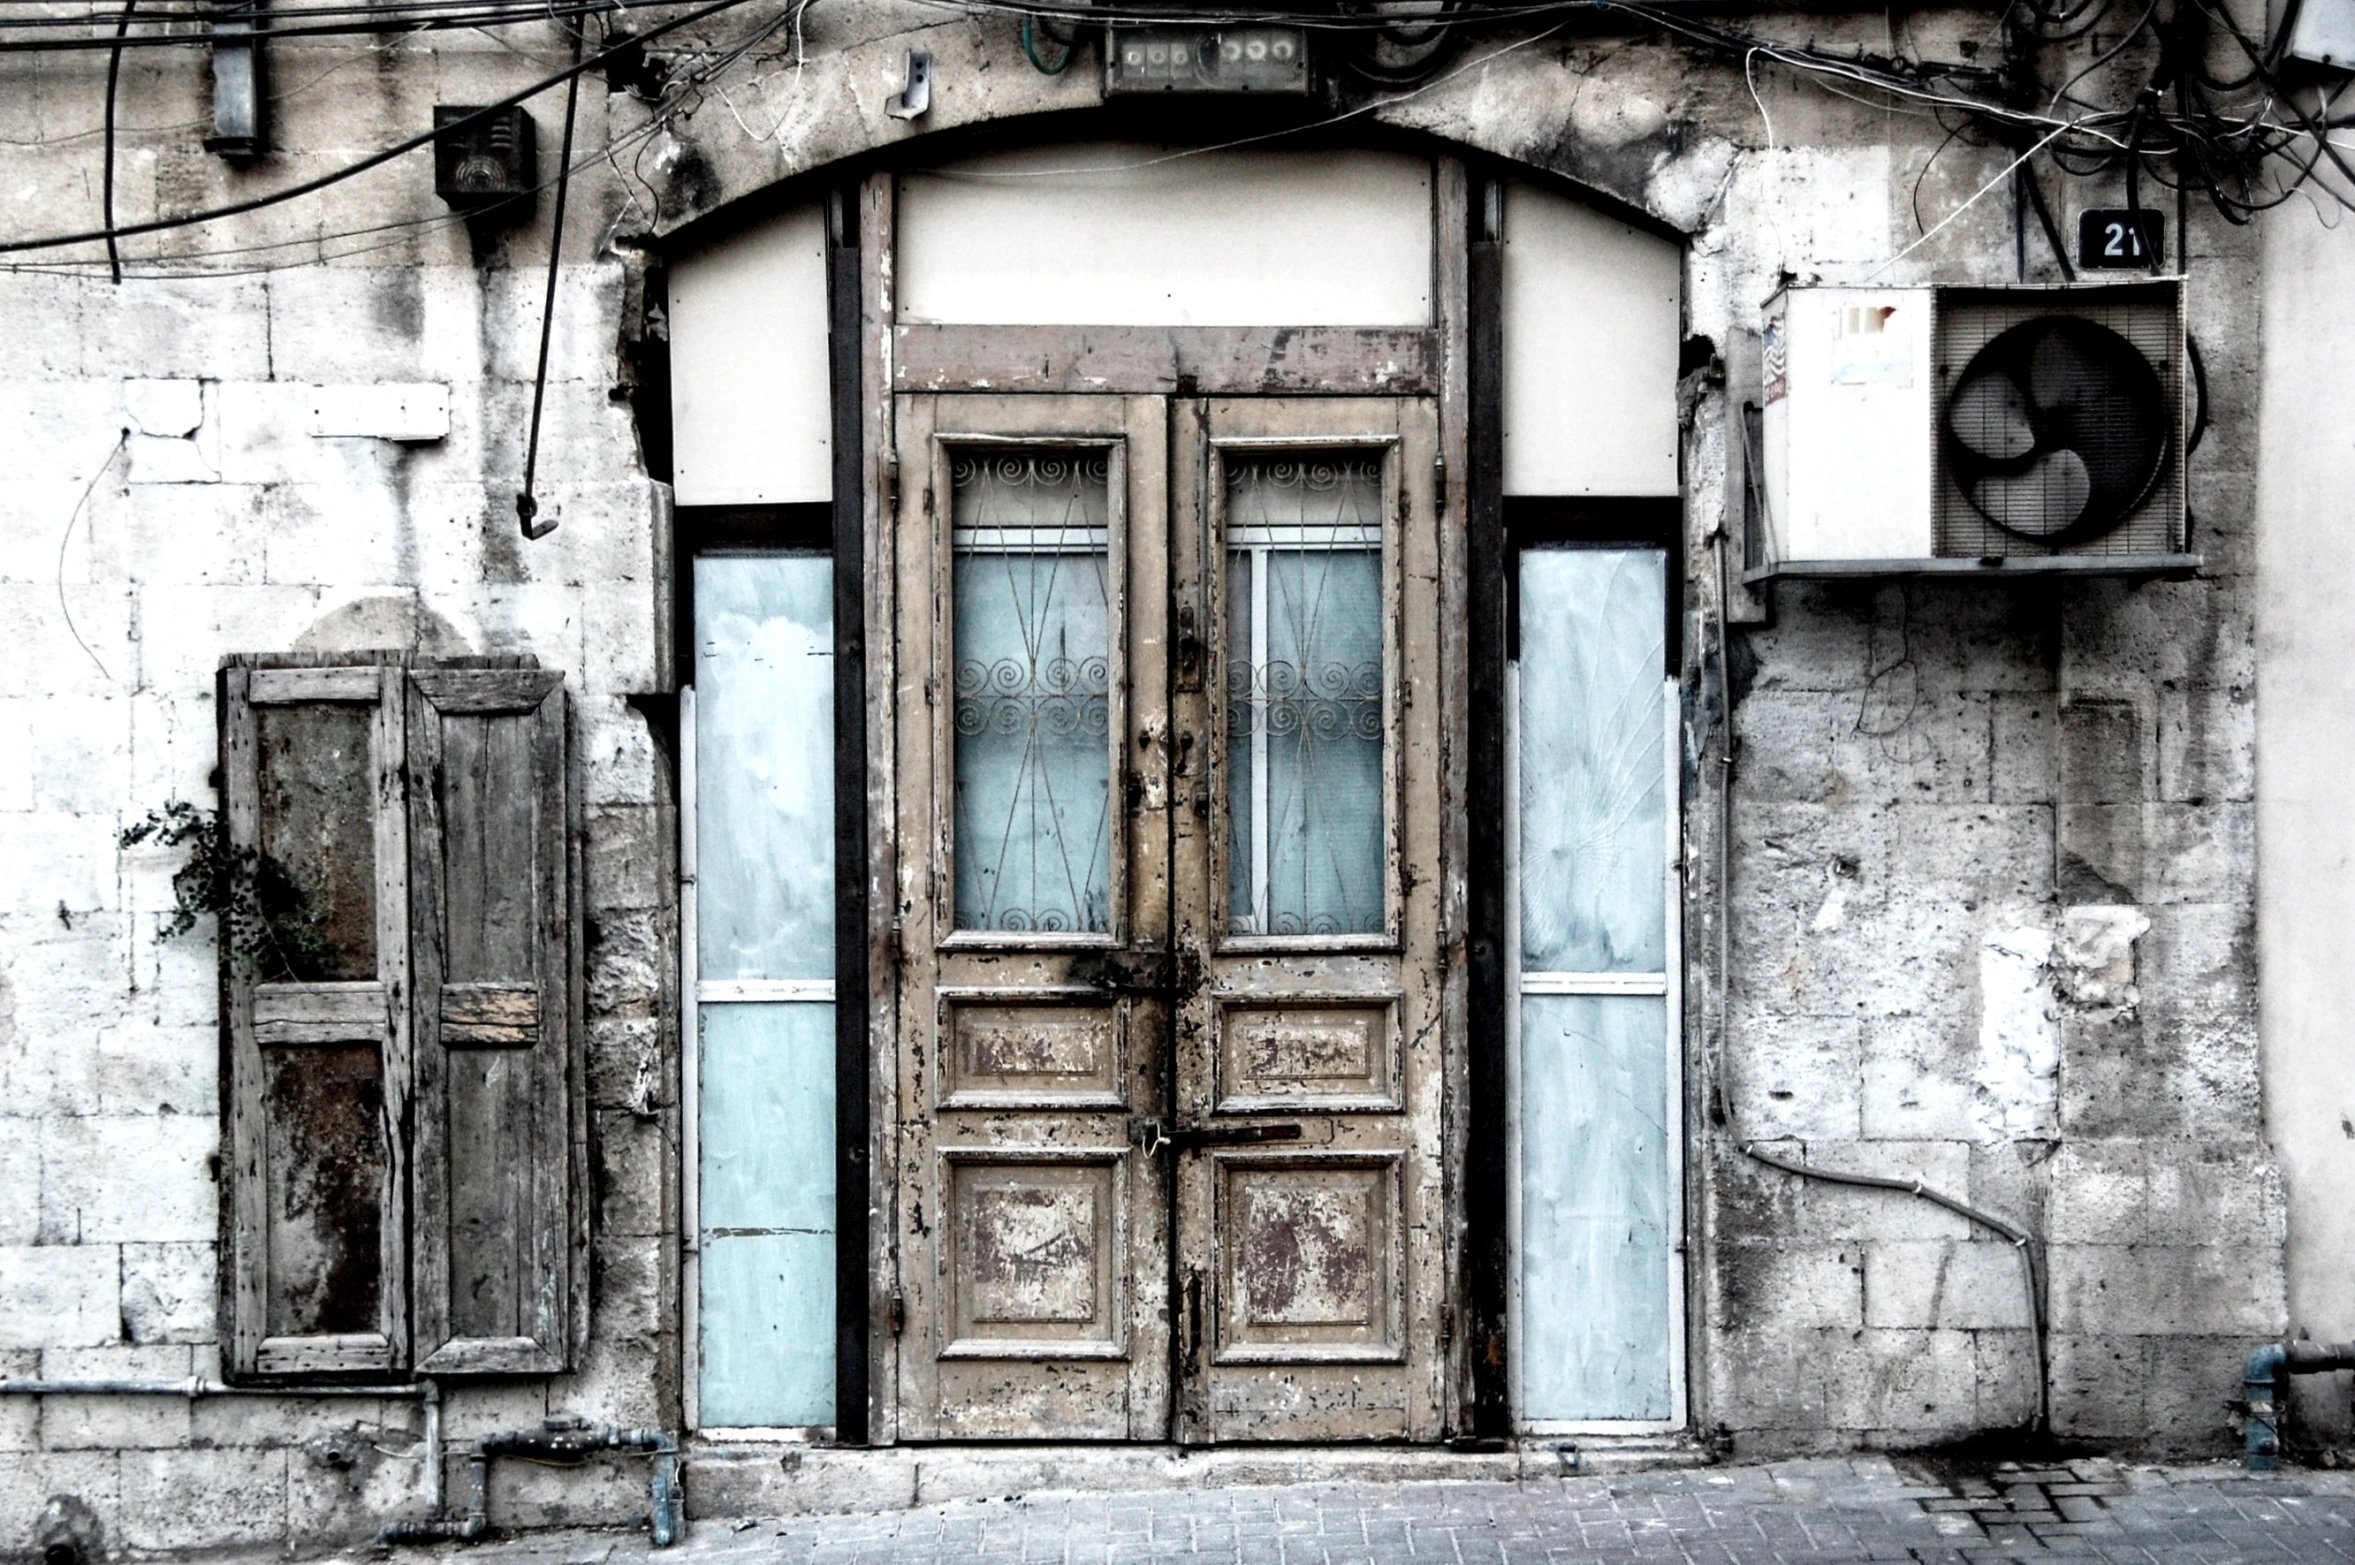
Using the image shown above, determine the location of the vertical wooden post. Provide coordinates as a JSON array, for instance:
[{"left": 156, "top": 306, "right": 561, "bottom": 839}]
[
  {"left": 1463, "top": 173, "right": 1513, "bottom": 1438},
  {"left": 827, "top": 183, "right": 872, "bottom": 1444}
]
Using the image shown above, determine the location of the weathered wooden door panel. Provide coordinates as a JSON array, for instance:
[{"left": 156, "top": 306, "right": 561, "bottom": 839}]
[
  {"left": 892, "top": 395, "right": 1173, "bottom": 1440},
  {"left": 1168, "top": 397, "right": 1448, "bottom": 1444}
]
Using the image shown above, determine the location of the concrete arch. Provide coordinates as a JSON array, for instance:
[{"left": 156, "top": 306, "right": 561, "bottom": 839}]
[{"left": 626, "top": 11, "right": 1737, "bottom": 248}]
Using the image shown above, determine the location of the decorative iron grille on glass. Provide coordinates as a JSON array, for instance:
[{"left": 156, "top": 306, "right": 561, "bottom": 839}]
[
  {"left": 951, "top": 451, "right": 1115, "bottom": 936},
  {"left": 1224, "top": 453, "right": 1386, "bottom": 938}
]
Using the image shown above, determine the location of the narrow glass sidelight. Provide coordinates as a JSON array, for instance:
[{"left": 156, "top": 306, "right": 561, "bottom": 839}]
[
  {"left": 951, "top": 451, "right": 1115, "bottom": 936},
  {"left": 1512, "top": 546, "right": 1677, "bottom": 1426},
  {"left": 692, "top": 554, "right": 836, "bottom": 1429},
  {"left": 1224, "top": 453, "right": 1386, "bottom": 937},
  {"left": 1517, "top": 552, "right": 1668, "bottom": 974}
]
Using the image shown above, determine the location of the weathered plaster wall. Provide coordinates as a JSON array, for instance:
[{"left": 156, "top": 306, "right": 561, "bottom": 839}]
[
  {"left": 0, "top": 25, "right": 679, "bottom": 1556},
  {"left": 0, "top": 0, "right": 2294, "bottom": 1552},
  {"left": 2255, "top": 197, "right": 2355, "bottom": 1446}
]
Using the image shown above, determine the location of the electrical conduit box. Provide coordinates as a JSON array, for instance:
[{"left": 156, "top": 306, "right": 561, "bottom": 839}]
[{"left": 1752, "top": 280, "right": 2195, "bottom": 580}]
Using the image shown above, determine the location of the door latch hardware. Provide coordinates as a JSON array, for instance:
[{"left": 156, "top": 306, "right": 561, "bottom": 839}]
[
  {"left": 1130, "top": 1117, "right": 1303, "bottom": 1154},
  {"left": 1175, "top": 603, "right": 1204, "bottom": 693},
  {"left": 1085, "top": 949, "right": 1176, "bottom": 996}
]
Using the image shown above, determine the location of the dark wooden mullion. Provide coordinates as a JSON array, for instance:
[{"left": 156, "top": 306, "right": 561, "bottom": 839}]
[
  {"left": 825, "top": 183, "right": 872, "bottom": 1445},
  {"left": 1463, "top": 175, "right": 1512, "bottom": 1438}
]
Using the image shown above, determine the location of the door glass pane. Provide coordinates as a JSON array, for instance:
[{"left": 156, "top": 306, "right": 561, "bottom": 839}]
[
  {"left": 1225, "top": 453, "right": 1385, "bottom": 937},
  {"left": 694, "top": 554, "right": 835, "bottom": 981},
  {"left": 698, "top": 1001, "right": 836, "bottom": 1427},
  {"left": 1517, "top": 549, "right": 1667, "bottom": 972},
  {"left": 1518, "top": 994, "right": 1671, "bottom": 1420},
  {"left": 952, "top": 451, "right": 1114, "bottom": 935}
]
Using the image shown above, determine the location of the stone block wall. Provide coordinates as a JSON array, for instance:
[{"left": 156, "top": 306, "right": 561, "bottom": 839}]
[
  {"left": 1695, "top": 202, "right": 2275, "bottom": 1454},
  {"left": 0, "top": 0, "right": 2297, "bottom": 1551},
  {"left": 0, "top": 26, "right": 679, "bottom": 1554}
]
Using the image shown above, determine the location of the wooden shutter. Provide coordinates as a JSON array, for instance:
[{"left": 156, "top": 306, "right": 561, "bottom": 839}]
[
  {"left": 407, "top": 667, "right": 582, "bottom": 1374},
  {"left": 220, "top": 658, "right": 411, "bottom": 1378}
]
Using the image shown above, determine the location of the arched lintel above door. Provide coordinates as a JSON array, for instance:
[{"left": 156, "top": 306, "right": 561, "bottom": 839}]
[{"left": 630, "top": 13, "right": 1720, "bottom": 258}]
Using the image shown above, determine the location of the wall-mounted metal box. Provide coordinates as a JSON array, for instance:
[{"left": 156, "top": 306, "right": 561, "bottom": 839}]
[
  {"left": 433, "top": 105, "right": 537, "bottom": 213},
  {"left": 1104, "top": 24, "right": 1311, "bottom": 93},
  {"left": 1749, "top": 279, "right": 2196, "bottom": 581}
]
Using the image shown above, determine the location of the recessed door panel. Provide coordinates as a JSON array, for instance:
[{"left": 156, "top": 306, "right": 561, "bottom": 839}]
[{"left": 1215, "top": 999, "right": 1400, "bottom": 1111}]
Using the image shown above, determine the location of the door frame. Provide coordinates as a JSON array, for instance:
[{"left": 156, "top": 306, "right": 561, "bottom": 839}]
[
  {"left": 849, "top": 159, "right": 1479, "bottom": 1444},
  {"left": 669, "top": 150, "right": 1696, "bottom": 1443}
]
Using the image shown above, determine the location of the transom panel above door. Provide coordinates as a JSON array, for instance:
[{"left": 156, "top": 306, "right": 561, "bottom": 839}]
[{"left": 889, "top": 393, "right": 1446, "bottom": 1443}]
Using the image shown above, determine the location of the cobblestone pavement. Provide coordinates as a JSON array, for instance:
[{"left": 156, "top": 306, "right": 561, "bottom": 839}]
[{"left": 440, "top": 1456, "right": 2355, "bottom": 1565}]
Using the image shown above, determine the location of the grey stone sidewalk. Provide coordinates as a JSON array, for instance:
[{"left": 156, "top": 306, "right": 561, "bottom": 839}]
[{"left": 409, "top": 1455, "right": 2355, "bottom": 1565}]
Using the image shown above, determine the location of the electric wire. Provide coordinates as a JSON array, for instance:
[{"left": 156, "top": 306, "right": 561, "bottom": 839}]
[
  {"left": 100, "top": 0, "right": 132, "bottom": 282},
  {"left": 7, "top": 0, "right": 2354, "bottom": 264},
  {"left": 0, "top": 0, "right": 755, "bottom": 255}
]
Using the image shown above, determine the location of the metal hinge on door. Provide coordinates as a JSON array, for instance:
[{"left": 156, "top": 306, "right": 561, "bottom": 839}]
[{"left": 889, "top": 1291, "right": 906, "bottom": 1336}]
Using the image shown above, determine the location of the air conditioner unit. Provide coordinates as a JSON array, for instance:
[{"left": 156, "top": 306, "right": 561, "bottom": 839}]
[{"left": 1748, "top": 279, "right": 2196, "bottom": 580}]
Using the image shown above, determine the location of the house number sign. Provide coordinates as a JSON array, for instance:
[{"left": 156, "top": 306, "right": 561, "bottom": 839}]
[{"left": 2077, "top": 208, "right": 2166, "bottom": 270}]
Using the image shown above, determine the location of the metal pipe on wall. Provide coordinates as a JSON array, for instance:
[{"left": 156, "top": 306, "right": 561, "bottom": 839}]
[{"left": 2242, "top": 1340, "right": 2355, "bottom": 1468}]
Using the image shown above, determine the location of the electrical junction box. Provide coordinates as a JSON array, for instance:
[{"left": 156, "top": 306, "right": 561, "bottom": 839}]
[
  {"left": 1104, "top": 24, "right": 1311, "bottom": 93},
  {"left": 1749, "top": 280, "right": 2196, "bottom": 581}
]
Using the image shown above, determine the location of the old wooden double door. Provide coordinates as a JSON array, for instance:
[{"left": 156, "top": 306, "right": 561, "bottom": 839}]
[{"left": 890, "top": 392, "right": 1450, "bottom": 1442}]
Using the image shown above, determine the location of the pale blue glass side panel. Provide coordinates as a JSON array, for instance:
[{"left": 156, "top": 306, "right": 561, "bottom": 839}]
[
  {"left": 1518, "top": 994, "right": 1671, "bottom": 1421},
  {"left": 694, "top": 555, "right": 834, "bottom": 981},
  {"left": 698, "top": 1001, "right": 835, "bottom": 1426},
  {"left": 1516, "top": 549, "right": 1667, "bottom": 972},
  {"left": 1257, "top": 548, "right": 1383, "bottom": 934},
  {"left": 951, "top": 452, "right": 1113, "bottom": 934},
  {"left": 698, "top": 1235, "right": 835, "bottom": 1428}
]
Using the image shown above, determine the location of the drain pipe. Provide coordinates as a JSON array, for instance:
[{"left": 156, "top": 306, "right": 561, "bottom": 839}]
[
  {"left": 382, "top": 1420, "right": 683, "bottom": 1547},
  {"left": 2243, "top": 1340, "right": 2355, "bottom": 1469}
]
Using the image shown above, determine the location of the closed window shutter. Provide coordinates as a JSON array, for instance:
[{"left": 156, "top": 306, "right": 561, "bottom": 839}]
[
  {"left": 406, "top": 666, "right": 581, "bottom": 1374},
  {"left": 220, "top": 658, "right": 412, "bottom": 1378}
]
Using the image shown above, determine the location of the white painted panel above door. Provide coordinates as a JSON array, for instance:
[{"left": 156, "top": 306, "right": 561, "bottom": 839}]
[
  {"left": 897, "top": 146, "right": 1432, "bottom": 326},
  {"left": 668, "top": 202, "right": 831, "bottom": 506},
  {"left": 1502, "top": 182, "right": 1682, "bottom": 496}
]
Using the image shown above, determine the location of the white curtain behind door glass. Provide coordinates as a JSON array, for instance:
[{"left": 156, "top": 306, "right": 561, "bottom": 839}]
[
  {"left": 952, "top": 452, "right": 1114, "bottom": 935},
  {"left": 1225, "top": 454, "right": 1386, "bottom": 937}
]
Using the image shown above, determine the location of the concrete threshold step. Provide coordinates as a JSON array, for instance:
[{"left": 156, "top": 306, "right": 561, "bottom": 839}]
[{"left": 682, "top": 1435, "right": 1713, "bottom": 1517}]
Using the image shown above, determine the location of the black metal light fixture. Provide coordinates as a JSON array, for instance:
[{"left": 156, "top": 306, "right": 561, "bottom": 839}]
[{"left": 433, "top": 105, "right": 538, "bottom": 216}]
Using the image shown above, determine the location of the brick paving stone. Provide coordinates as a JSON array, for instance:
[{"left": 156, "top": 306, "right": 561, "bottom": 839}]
[{"left": 272, "top": 1456, "right": 2355, "bottom": 1565}]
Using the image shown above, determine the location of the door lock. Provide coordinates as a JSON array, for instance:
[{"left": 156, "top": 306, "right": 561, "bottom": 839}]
[
  {"left": 1086, "top": 949, "right": 1176, "bottom": 996},
  {"left": 1127, "top": 1117, "right": 1303, "bottom": 1155}
]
